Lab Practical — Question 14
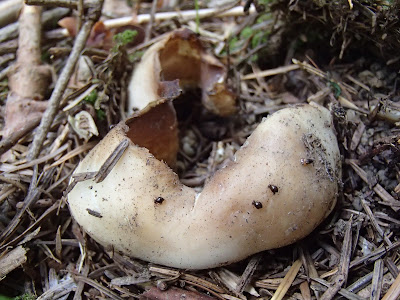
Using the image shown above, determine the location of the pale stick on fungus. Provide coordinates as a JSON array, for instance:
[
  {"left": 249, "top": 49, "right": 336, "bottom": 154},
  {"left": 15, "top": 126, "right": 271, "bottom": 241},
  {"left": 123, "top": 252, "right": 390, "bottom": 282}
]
[{"left": 67, "top": 102, "right": 341, "bottom": 269}]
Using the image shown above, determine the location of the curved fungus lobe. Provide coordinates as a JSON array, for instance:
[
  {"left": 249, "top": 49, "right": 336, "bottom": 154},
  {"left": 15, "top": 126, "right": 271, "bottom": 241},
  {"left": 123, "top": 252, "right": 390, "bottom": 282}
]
[{"left": 68, "top": 103, "right": 341, "bottom": 270}]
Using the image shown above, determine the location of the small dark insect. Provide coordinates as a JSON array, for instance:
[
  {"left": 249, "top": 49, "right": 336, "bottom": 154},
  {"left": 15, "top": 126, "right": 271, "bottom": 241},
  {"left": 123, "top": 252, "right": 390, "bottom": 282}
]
[
  {"left": 252, "top": 201, "right": 263, "bottom": 209},
  {"left": 300, "top": 158, "right": 314, "bottom": 165},
  {"left": 86, "top": 208, "right": 102, "bottom": 218},
  {"left": 268, "top": 184, "right": 278, "bottom": 194},
  {"left": 154, "top": 197, "right": 165, "bottom": 204}
]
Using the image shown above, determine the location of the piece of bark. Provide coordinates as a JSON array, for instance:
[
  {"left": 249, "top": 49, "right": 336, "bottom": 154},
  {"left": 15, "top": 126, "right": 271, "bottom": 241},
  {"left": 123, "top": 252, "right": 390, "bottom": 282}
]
[{"left": 0, "top": 245, "right": 27, "bottom": 278}]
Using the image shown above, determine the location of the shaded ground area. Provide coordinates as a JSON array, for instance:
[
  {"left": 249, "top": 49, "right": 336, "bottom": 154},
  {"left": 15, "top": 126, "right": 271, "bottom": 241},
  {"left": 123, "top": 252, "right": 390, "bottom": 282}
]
[{"left": 0, "top": 0, "right": 400, "bottom": 299}]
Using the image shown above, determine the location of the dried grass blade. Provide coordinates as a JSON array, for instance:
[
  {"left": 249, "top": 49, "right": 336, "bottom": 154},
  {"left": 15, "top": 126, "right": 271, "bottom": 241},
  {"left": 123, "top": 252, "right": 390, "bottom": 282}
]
[
  {"left": 0, "top": 245, "right": 27, "bottom": 279},
  {"left": 271, "top": 259, "right": 302, "bottom": 300},
  {"left": 46, "top": 140, "right": 97, "bottom": 170},
  {"left": 6, "top": 142, "right": 69, "bottom": 173},
  {"left": 73, "top": 265, "right": 89, "bottom": 300},
  {"left": 242, "top": 65, "right": 299, "bottom": 80}
]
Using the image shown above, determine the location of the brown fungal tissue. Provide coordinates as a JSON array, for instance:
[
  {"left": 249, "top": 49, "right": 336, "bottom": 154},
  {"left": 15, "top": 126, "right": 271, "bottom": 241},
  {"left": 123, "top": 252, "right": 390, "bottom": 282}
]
[{"left": 67, "top": 28, "right": 341, "bottom": 270}]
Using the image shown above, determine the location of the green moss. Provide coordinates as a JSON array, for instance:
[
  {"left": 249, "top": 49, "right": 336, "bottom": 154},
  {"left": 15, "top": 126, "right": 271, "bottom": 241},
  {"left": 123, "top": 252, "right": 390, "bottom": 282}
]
[
  {"left": 83, "top": 90, "right": 98, "bottom": 105},
  {"left": 113, "top": 29, "right": 137, "bottom": 46},
  {"left": 112, "top": 29, "right": 138, "bottom": 52},
  {"left": 96, "top": 109, "right": 106, "bottom": 121}
]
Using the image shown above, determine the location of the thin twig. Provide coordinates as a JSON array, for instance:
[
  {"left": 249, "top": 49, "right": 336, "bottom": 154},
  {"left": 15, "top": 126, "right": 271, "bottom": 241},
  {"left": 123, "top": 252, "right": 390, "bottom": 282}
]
[
  {"left": 28, "top": 3, "right": 103, "bottom": 160},
  {"left": 0, "top": 7, "right": 70, "bottom": 43},
  {"left": 242, "top": 64, "right": 299, "bottom": 80},
  {"left": 235, "top": 253, "right": 262, "bottom": 294},
  {"left": 54, "top": 6, "right": 256, "bottom": 38},
  {"left": 145, "top": 0, "right": 158, "bottom": 43},
  {"left": 94, "top": 139, "right": 129, "bottom": 183},
  {"left": 25, "top": 0, "right": 106, "bottom": 10}
]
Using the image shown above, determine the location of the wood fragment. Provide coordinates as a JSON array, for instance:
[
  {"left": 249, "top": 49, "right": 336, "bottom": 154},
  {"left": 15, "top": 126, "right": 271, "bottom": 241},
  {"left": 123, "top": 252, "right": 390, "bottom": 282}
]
[
  {"left": 0, "top": 112, "right": 41, "bottom": 156},
  {"left": 0, "top": 245, "right": 27, "bottom": 279},
  {"left": 371, "top": 259, "right": 384, "bottom": 300},
  {"left": 235, "top": 253, "right": 262, "bottom": 294},
  {"left": 350, "top": 122, "right": 366, "bottom": 151},
  {"left": 86, "top": 208, "right": 102, "bottom": 218}
]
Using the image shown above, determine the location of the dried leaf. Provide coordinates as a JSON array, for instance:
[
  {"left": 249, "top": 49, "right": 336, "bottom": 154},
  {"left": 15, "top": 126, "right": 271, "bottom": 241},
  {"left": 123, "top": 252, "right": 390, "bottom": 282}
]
[{"left": 68, "top": 111, "right": 99, "bottom": 141}]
